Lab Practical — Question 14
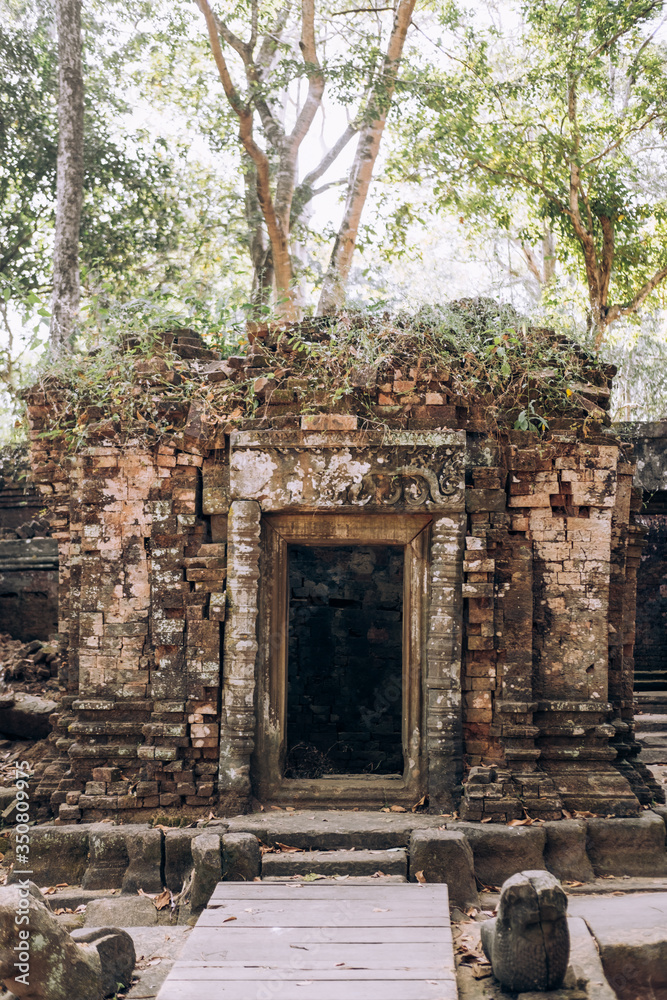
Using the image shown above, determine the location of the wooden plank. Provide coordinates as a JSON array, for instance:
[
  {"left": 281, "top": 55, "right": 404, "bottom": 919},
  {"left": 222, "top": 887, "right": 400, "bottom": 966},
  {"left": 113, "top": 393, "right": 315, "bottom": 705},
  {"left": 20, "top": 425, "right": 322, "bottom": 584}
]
[
  {"left": 157, "top": 883, "right": 454, "bottom": 1000},
  {"left": 209, "top": 884, "right": 445, "bottom": 900},
  {"left": 198, "top": 905, "right": 449, "bottom": 927},
  {"left": 179, "top": 942, "right": 452, "bottom": 967},
  {"left": 157, "top": 980, "right": 457, "bottom": 1000},
  {"left": 181, "top": 926, "right": 448, "bottom": 947},
  {"left": 169, "top": 965, "right": 455, "bottom": 980}
]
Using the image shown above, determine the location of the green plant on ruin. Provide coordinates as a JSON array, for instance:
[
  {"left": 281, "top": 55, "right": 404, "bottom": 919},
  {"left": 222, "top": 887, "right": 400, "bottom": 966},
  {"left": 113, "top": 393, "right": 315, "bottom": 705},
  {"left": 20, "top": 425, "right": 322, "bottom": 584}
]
[{"left": 30, "top": 300, "right": 611, "bottom": 452}]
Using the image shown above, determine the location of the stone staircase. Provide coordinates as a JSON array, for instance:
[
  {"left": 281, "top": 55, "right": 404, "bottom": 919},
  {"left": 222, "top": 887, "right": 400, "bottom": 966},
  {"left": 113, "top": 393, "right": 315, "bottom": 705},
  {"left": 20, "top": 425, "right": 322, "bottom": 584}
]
[
  {"left": 635, "top": 669, "right": 667, "bottom": 691},
  {"left": 636, "top": 696, "right": 667, "bottom": 769}
]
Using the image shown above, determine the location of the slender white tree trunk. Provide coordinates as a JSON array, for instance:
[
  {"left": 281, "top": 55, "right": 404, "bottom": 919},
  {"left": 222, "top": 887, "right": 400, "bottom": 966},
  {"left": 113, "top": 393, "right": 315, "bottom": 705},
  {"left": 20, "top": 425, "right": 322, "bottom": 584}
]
[
  {"left": 50, "top": 0, "right": 84, "bottom": 356},
  {"left": 317, "top": 0, "right": 416, "bottom": 315}
]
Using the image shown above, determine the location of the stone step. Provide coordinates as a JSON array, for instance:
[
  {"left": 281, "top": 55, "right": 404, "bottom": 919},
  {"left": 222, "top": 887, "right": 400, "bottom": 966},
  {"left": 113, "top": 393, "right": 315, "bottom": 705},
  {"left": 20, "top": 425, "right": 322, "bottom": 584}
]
[
  {"left": 262, "top": 875, "right": 408, "bottom": 884},
  {"left": 226, "top": 810, "right": 444, "bottom": 851},
  {"left": 636, "top": 733, "right": 667, "bottom": 746},
  {"left": 635, "top": 693, "right": 667, "bottom": 713},
  {"left": 261, "top": 848, "right": 408, "bottom": 879},
  {"left": 635, "top": 714, "right": 667, "bottom": 734}
]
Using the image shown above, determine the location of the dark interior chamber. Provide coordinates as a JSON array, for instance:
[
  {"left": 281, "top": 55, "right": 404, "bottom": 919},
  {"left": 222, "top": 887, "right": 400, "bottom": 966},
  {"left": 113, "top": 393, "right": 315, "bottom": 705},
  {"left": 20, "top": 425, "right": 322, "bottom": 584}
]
[{"left": 285, "top": 544, "right": 404, "bottom": 778}]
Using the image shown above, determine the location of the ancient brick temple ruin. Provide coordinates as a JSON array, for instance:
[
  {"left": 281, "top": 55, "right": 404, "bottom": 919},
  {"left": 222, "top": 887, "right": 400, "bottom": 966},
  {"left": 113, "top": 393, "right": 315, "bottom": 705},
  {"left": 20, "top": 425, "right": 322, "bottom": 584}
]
[{"left": 22, "top": 317, "right": 664, "bottom": 823}]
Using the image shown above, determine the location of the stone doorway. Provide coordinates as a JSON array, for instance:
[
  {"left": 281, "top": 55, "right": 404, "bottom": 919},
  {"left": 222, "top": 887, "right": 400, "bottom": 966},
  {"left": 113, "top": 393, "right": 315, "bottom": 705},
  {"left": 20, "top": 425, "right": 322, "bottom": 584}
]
[
  {"left": 284, "top": 543, "right": 404, "bottom": 779},
  {"left": 252, "top": 513, "right": 430, "bottom": 807}
]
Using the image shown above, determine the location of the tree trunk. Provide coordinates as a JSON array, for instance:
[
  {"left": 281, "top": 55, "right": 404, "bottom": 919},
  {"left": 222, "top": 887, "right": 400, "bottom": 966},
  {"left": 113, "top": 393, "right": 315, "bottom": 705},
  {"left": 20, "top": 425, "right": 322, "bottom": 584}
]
[
  {"left": 243, "top": 155, "right": 273, "bottom": 312},
  {"left": 317, "top": 0, "right": 416, "bottom": 315},
  {"left": 50, "top": 0, "right": 84, "bottom": 357}
]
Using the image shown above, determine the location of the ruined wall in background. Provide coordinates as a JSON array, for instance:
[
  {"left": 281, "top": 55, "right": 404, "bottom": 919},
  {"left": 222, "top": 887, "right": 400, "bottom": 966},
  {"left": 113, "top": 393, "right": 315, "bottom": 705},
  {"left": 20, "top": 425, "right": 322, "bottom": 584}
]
[
  {"left": 615, "top": 422, "right": 667, "bottom": 695},
  {"left": 0, "top": 446, "right": 58, "bottom": 641},
  {"left": 634, "top": 514, "right": 667, "bottom": 691}
]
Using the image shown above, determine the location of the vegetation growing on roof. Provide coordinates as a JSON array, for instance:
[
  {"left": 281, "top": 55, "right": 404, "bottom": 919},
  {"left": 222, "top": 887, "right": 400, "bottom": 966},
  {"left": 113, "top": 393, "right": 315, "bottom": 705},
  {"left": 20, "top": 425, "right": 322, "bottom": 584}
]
[{"left": 27, "top": 300, "right": 614, "bottom": 451}]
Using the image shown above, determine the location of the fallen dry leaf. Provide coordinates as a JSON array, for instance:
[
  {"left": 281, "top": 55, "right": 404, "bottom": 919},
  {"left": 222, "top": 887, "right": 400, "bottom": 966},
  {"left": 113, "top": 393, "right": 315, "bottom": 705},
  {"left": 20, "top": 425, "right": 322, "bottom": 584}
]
[
  {"left": 411, "top": 795, "right": 427, "bottom": 813},
  {"left": 481, "top": 816, "right": 493, "bottom": 823},
  {"left": 471, "top": 965, "right": 492, "bottom": 979},
  {"left": 153, "top": 889, "right": 172, "bottom": 911},
  {"left": 563, "top": 880, "right": 584, "bottom": 887},
  {"left": 276, "top": 842, "right": 300, "bottom": 853},
  {"left": 414, "top": 870, "right": 427, "bottom": 884},
  {"left": 373, "top": 908, "right": 389, "bottom": 912},
  {"left": 223, "top": 916, "right": 237, "bottom": 922},
  {"left": 389, "top": 804, "right": 407, "bottom": 813}
]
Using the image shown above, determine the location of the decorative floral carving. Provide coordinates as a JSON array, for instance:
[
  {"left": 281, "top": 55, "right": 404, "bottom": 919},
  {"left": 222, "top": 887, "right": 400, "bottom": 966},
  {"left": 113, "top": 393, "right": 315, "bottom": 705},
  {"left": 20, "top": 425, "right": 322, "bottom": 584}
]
[{"left": 348, "top": 456, "right": 463, "bottom": 508}]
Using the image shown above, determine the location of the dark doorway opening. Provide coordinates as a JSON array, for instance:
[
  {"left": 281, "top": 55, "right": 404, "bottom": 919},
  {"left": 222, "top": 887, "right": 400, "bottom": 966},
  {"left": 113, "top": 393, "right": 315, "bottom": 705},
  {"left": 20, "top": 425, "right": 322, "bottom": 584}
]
[{"left": 285, "top": 544, "right": 404, "bottom": 778}]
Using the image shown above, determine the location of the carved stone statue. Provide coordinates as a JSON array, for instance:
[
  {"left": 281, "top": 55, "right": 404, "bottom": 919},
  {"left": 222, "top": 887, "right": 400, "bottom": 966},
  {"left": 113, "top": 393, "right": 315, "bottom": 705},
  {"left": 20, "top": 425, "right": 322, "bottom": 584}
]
[
  {"left": 0, "top": 882, "right": 135, "bottom": 1000},
  {"left": 480, "top": 869, "right": 570, "bottom": 992}
]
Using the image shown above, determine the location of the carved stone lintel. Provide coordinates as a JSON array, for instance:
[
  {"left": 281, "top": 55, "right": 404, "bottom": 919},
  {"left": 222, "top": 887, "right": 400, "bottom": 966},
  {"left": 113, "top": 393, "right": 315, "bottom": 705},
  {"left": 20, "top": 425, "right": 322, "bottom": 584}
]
[
  {"left": 229, "top": 429, "right": 466, "bottom": 511},
  {"left": 218, "top": 500, "right": 261, "bottom": 796}
]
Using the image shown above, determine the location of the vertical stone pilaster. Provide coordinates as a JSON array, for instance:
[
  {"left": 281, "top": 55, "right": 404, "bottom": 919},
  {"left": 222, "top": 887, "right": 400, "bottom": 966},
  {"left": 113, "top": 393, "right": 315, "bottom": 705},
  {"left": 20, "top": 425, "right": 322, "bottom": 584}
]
[
  {"left": 218, "top": 500, "right": 261, "bottom": 801},
  {"left": 426, "top": 512, "right": 466, "bottom": 810}
]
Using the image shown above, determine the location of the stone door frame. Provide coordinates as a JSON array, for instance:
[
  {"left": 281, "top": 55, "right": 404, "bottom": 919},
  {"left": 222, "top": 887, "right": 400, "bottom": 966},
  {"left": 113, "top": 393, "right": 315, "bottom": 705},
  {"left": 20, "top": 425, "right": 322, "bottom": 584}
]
[
  {"left": 252, "top": 512, "right": 431, "bottom": 807},
  {"left": 218, "top": 428, "right": 467, "bottom": 811}
]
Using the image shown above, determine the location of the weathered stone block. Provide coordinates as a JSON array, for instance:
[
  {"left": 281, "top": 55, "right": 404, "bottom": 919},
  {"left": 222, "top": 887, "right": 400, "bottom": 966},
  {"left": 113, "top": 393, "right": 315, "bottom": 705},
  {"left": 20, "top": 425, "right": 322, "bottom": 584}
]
[
  {"left": 84, "top": 894, "right": 158, "bottom": 928},
  {"left": 543, "top": 820, "right": 595, "bottom": 883},
  {"left": 466, "top": 488, "right": 507, "bottom": 513},
  {"left": 82, "top": 826, "right": 129, "bottom": 890},
  {"left": 121, "top": 826, "right": 164, "bottom": 894},
  {"left": 452, "top": 822, "right": 546, "bottom": 886},
  {"left": 585, "top": 813, "right": 667, "bottom": 876},
  {"left": 408, "top": 829, "right": 479, "bottom": 909},
  {"left": 164, "top": 828, "right": 205, "bottom": 892},
  {"left": 7, "top": 825, "right": 89, "bottom": 887},
  {"left": 190, "top": 832, "right": 222, "bottom": 913}
]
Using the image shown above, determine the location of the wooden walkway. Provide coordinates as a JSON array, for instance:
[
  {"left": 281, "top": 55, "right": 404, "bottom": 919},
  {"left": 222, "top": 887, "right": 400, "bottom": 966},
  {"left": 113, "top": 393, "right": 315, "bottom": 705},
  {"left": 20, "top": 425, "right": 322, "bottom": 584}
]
[{"left": 157, "top": 881, "right": 457, "bottom": 999}]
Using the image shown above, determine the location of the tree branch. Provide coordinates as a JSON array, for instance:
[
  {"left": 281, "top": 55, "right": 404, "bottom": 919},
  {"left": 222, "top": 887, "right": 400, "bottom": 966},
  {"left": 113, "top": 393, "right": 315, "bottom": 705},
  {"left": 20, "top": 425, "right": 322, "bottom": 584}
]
[
  {"left": 195, "top": 0, "right": 295, "bottom": 314},
  {"left": 587, "top": 2, "right": 663, "bottom": 60},
  {"left": 520, "top": 242, "right": 543, "bottom": 286},
  {"left": 288, "top": 0, "right": 325, "bottom": 148},
  {"left": 317, "top": 0, "right": 417, "bottom": 314},
  {"left": 470, "top": 158, "right": 565, "bottom": 213},
  {"left": 210, "top": 9, "right": 285, "bottom": 148},
  {"left": 256, "top": 3, "right": 291, "bottom": 74},
  {"left": 605, "top": 265, "right": 667, "bottom": 325},
  {"left": 599, "top": 214, "right": 614, "bottom": 304},
  {"left": 312, "top": 122, "right": 359, "bottom": 184}
]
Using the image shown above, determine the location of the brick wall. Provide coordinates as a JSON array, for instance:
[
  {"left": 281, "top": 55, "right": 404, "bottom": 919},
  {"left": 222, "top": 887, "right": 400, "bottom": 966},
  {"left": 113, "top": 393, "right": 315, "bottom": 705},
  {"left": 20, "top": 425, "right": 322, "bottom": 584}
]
[{"left": 22, "top": 327, "right": 657, "bottom": 821}]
